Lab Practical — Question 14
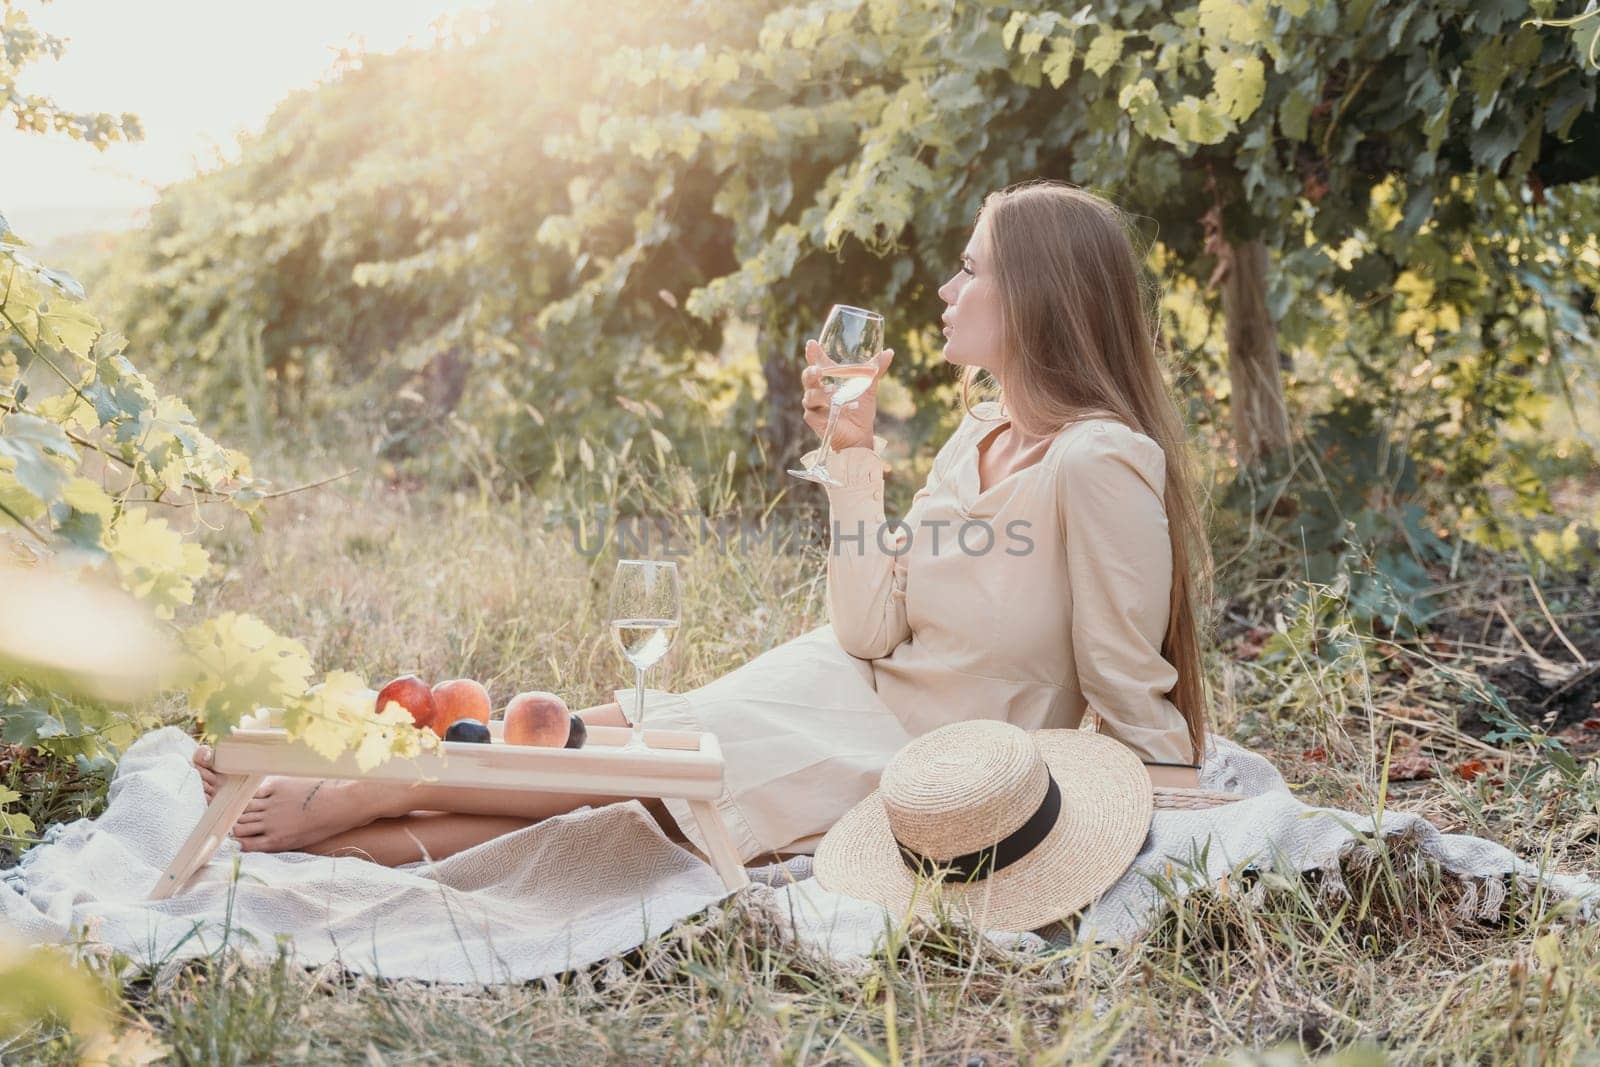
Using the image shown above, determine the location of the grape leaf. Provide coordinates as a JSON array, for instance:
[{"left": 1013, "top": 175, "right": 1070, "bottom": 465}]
[
  {"left": 284, "top": 670, "right": 430, "bottom": 769},
  {"left": 1279, "top": 87, "right": 1313, "bottom": 141},
  {"left": 1169, "top": 94, "right": 1232, "bottom": 145},
  {"left": 1084, "top": 29, "right": 1126, "bottom": 77},
  {"left": 1119, "top": 78, "right": 1173, "bottom": 138},
  {"left": 182, "top": 612, "right": 316, "bottom": 736},
  {"left": 107, "top": 509, "right": 209, "bottom": 619},
  {"left": 1215, "top": 54, "right": 1266, "bottom": 120},
  {"left": 1198, "top": 0, "right": 1270, "bottom": 44},
  {"left": 51, "top": 476, "right": 117, "bottom": 555},
  {"left": 1042, "top": 37, "right": 1077, "bottom": 88},
  {"left": 0, "top": 413, "right": 77, "bottom": 506},
  {"left": 0, "top": 700, "right": 69, "bottom": 745},
  {"left": 36, "top": 298, "right": 100, "bottom": 359},
  {"left": 0, "top": 786, "right": 35, "bottom": 836}
]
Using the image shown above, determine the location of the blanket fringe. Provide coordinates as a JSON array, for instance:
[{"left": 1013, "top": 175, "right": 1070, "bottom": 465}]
[{"left": 1451, "top": 876, "right": 1510, "bottom": 922}]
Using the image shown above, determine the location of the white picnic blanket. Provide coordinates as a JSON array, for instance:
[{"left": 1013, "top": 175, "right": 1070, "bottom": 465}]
[{"left": 2, "top": 727, "right": 1594, "bottom": 981}]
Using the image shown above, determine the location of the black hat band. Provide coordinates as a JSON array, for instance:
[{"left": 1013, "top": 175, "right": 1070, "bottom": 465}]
[{"left": 895, "top": 774, "right": 1062, "bottom": 882}]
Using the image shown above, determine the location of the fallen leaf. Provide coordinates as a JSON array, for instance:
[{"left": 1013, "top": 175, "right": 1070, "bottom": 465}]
[
  {"left": 1455, "top": 758, "right": 1489, "bottom": 782},
  {"left": 1388, "top": 753, "right": 1436, "bottom": 781}
]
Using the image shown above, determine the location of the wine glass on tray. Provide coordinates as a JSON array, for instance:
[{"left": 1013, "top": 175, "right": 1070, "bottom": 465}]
[{"left": 608, "top": 559, "right": 681, "bottom": 751}]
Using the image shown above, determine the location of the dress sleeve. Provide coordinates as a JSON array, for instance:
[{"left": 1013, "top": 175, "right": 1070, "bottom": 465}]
[
  {"left": 799, "top": 424, "right": 962, "bottom": 661},
  {"left": 1056, "top": 423, "right": 1197, "bottom": 765}
]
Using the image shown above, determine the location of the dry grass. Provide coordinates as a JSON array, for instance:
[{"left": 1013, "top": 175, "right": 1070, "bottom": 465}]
[
  {"left": 191, "top": 452, "right": 834, "bottom": 714},
  {"left": 6, "top": 438, "right": 1600, "bottom": 1065}
]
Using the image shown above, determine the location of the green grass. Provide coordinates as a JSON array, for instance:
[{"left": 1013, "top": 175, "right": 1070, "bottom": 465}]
[{"left": 5, "top": 440, "right": 1600, "bottom": 1064}]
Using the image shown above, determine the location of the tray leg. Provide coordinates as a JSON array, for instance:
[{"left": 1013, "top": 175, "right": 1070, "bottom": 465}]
[
  {"left": 686, "top": 799, "right": 749, "bottom": 892},
  {"left": 149, "top": 772, "right": 264, "bottom": 900}
]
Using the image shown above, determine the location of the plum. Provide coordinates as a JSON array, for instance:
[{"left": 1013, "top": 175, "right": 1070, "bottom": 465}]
[
  {"left": 564, "top": 713, "right": 587, "bottom": 750},
  {"left": 443, "top": 719, "right": 491, "bottom": 744}
]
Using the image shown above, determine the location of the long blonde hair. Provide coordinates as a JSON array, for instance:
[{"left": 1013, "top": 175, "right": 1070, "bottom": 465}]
[{"left": 960, "top": 180, "right": 1213, "bottom": 763}]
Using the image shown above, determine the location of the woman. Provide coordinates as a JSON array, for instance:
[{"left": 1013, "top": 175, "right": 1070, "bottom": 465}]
[{"left": 193, "top": 180, "right": 1215, "bottom": 867}]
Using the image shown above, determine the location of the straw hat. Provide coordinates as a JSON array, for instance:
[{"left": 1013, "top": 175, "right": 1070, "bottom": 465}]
[{"left": 814, "top": 719, "right": 1154, "bottom": 932}]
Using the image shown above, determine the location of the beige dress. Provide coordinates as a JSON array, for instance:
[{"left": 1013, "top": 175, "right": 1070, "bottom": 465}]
[{"left": 620, "top": 400, "right": 1194, "bottom": 861}]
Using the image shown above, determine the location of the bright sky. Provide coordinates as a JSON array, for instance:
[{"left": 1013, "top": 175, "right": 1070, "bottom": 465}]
[{"left": 2, "top": 0, "right": 489, "bottom": 241}]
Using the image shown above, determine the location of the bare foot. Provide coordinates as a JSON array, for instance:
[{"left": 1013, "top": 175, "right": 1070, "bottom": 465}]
[
  {"left": 229, "top": 778, "right": 387, "bottom": 853},
  {"left": 191, "top": 744, "right": 269, "bottom": 805},
  {"left": 192, "top": 745, "right": 224, "bottom": 801},
  {"left": 190, "top": 745, "right": 385, "bottom": 853}
]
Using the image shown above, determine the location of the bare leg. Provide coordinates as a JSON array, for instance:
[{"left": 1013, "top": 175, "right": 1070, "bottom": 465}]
[
  {"left": 302, "top": 812, "right": 539, "bottom": 867},
  {"left": 295, "top": 797, "right": 686, "bottom": 869}
]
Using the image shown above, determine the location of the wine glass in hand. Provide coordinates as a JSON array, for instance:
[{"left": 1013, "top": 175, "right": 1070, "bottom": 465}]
[
  {"left": 609, "top": 560, "right": 681, "bottom": 751},
  {"left": 788, "top": 304, "right": 886, "bottom": 487}
]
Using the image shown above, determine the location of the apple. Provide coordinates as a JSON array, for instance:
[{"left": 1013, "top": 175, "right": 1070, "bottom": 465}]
[
  {"left": 432, "top": 679, "right": 491, "bottom": 730},
  {"left": 377, "top": 674, "right": 435, "bottom": 731},
  {"left": 504, "top": 691, "right": 570, "bottom": 747}
]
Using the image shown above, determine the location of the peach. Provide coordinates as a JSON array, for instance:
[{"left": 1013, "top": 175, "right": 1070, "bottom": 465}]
[
  {"left": 432, "top": 679, "right": 491, "bottom": 730},
  {"left": 504, "top": 690, "right": 570, "bottom": 747},
  {"left": 377, "top": 675, "right": 435, "bottom": 731}
]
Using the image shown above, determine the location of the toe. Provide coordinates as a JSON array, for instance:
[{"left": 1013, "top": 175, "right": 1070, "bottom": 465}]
[
  {"left": 238, "top": 834, "right": 279, "bottom": 853},
  {"left": 192, "top": 745, "right": 214, "bottom": 769}
]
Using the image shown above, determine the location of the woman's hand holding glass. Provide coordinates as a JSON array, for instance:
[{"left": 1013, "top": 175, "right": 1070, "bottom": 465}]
[
  {"left": 798, "top": 342, "right": 894, "bottom": 455},
  {"left": 791, "top": 305, "right": 894, "bottom": 487}
]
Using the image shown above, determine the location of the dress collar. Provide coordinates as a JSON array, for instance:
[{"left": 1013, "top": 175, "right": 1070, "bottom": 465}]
[
  {"left": 952, "top": 404, "right": 1124, "bottom": 519},
  {"left": 955, "top": 415, "right": 1061, "bottom": 519}
]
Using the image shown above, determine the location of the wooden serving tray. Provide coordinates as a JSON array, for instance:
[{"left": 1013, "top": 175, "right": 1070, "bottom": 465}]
[{"left": 150, "top": 717, "right": 749, "bottom": 899}]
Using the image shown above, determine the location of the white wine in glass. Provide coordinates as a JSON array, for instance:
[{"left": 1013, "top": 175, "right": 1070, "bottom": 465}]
[
  {"left": 611, "top": 618, "right": 678, "bottom": 673},
  {"left": 818, "top": 363, "right": 877, "bottom": 406},
  {"left": 787, "top": 304, "right": 885, "bottom": 487},
  {"left": 608, "top": 560, "right": 681, "bottom": 751}
]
